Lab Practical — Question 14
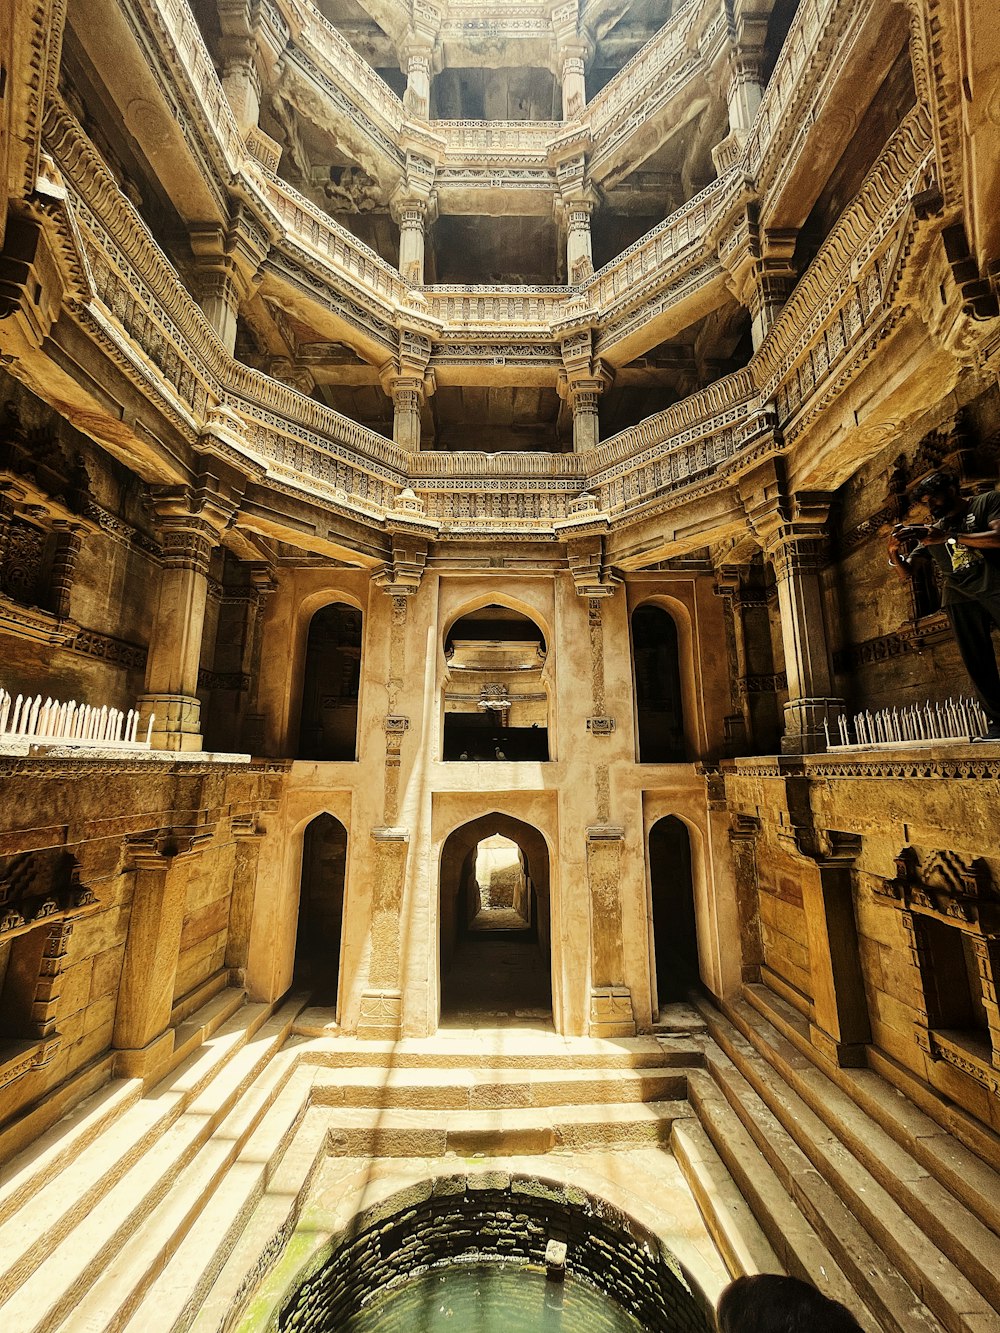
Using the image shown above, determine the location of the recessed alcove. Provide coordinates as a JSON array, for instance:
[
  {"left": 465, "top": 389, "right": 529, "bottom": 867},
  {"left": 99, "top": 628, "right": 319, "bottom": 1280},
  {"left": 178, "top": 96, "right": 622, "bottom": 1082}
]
[{"left": 443, "top": 605, "right": 549, "bottom": 761}]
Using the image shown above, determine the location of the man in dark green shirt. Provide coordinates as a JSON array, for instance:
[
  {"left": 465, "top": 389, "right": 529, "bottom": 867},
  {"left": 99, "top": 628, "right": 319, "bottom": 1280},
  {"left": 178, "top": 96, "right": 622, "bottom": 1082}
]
[{"left": 888, "top": 472, "right": 1000, "bottom": 741}]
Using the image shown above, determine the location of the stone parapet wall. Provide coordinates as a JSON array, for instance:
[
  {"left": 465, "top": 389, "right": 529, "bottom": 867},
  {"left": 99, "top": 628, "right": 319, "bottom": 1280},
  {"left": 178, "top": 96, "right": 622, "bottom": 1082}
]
[{"left": 724, "top": 753, "right": 1000, "bottom": 1137}]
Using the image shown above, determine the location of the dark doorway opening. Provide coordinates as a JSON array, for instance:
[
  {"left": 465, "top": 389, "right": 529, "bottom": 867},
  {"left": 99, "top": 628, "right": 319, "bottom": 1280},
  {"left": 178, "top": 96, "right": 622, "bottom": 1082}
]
[
  {"left": 439, "top": 817, "right": 552, "bottom": 1027},
  {"left": 295, "top": 814, "right": 348, "bottom": 1008},
  {"left": 649, "top": 816, "right": 699, "bottom": 1008},
  {"left": 298, "top": 604, "right": 362, "bottom": 759},
  {"left": 633, "top": 605, "right": 686, "bottom": 761}
]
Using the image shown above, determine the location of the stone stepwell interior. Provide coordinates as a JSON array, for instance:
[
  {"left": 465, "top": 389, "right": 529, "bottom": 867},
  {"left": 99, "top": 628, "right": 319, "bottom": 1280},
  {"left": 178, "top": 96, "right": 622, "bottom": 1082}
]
[{"left": 1, "top": 0, "right": 1000, "bottom": 1328}]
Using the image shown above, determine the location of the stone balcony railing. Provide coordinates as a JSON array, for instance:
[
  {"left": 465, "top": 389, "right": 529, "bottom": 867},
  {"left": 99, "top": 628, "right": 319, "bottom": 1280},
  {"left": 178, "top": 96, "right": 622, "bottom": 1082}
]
[{"left": 36, "top": 84, "right": 934, "bottom": 538}]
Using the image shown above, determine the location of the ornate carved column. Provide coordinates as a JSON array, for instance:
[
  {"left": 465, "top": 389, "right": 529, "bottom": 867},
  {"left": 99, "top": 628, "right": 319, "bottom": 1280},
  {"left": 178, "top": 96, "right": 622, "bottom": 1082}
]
[
  {"left": 49, "top": 519, "right": 88, "bottom": 620},
  {"left": 240, "top": 565, "right": 278, "bottom": 754},
  {"left": 392, "top": 198, "right": 429, "bottom": 287},
  {"left": 564, "top": 198, "right": 595, "bottom": 284},
  {"left": 403, "top": 43, "right": 434, "bottom": 119},
  {"left": 138, "top": 481, "right": 240, "bottom": 751},
  {"left": 381, "top": 325, "right": 434, "bottom": 451},
  {"left": 358, "top": 543, "right": 428, "bottom": 1039},
  {"left": 190, "top": 207, "right": 271, "bottom": 355},
  {"left": 114, "top": 830, "right": 209, "bottom": 1078},
  {"left": 558, "top": 326, "right": 610, "bottom": 454},
  {"left": 742, "top": 473, "right": 842, "bottom": 753},
  {"left": 217, "top": 0, "right": 262, "bottom": 132},
  {"left": 718, "top": 203, "right": 798, "bottom": 349},
  {"left": 711, "top": 3, "right": 768, "bottom": 173},
  {"left": 557, "top": 43, "right": 589, "bottom": 119}
]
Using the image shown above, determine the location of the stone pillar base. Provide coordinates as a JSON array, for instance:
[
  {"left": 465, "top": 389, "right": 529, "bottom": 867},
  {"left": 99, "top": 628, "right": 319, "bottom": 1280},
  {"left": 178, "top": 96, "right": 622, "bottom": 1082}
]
[
  {"left": 589, "top": 986, "right": 636, "bottom": 1039},
  {"left": 781, "top": 697, "right": 844, "bottom": 754},
  {"left": 357, "top": 988, "right": 403, "bottom": 1040},
  {"left": 138, "top": 693, "right": 203, "bottom": 752},
  {"left": 112, "top": 1028, "right": 175, "bottom": 1080},
  {"left": 809, "top": 1022, "right": 868, "bottom": 1069}
]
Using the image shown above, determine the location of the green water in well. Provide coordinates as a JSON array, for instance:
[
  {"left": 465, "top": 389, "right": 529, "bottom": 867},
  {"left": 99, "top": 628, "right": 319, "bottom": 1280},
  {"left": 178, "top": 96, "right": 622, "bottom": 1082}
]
[{"left": 340, "top": 1263, "right": 644, "bottom": 1332}]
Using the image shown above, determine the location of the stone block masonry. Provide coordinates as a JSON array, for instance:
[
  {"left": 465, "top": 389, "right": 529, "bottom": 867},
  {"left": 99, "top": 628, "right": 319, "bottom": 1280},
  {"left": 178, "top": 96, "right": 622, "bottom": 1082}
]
[{"left": 277, "top": 1176, "right": 711, "bottom": 1333}]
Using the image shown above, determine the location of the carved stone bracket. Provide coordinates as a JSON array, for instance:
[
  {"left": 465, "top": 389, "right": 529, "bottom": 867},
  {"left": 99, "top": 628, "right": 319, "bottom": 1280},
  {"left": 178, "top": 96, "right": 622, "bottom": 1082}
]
[{"left": 878, "top": 846, "right": 999, "bottom": 933}]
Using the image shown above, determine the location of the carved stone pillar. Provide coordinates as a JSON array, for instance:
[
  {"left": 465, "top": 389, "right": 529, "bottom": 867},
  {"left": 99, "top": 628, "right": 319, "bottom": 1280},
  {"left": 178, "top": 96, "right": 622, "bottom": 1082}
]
[
  {"left": 718, "top": 204, "right": 798, "bottom": 350},
  {"left": 403, "top": 45, "right": 433, "bottom": 119},
  {"left": 138, "top": 484, "right": 239, "bottom": 751},
  {"left": 222, "top": 55, "right": 261, "bottom": 134},
  {"left": 387, "top": 375, "right": 424, "bottom": 451},
  {"left": 746, "top": 231, "right": 798, "bottom": 349},
  {"left": 217, "top": 0, "right": 262, "bottom": 131},
  {"left": 392, "top": 198, "right": 428, "bottom": 286},
  {"left": 564, "top": 200, "right": 595, "bottom": 284},
  {"left": 113, "top": 832, "right": 206, "bottom": 1078},
  {"left": 568, "top": 382, "right": 602, "bottom": 453},
  {"left": 241, "top": 566, "right": 278, "bottom": 753},
  {"left": 190, "top": 210, "right": 271, "bottom": 355},
  {"left": 742, "top": 477, "right": 842, "bottom": 753},
  {"left": 49, "top": 520, "right": 87, "bottom": 620},
  {"left": 558, "top": 45, "right": 588, "bottom": 119},
  {"left": 194, "top": 256, "right": 242, "bottom": 354}
]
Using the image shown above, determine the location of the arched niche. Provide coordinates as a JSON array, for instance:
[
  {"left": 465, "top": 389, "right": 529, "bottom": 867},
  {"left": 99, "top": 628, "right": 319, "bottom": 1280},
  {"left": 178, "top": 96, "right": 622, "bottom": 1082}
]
[
  {"left": 647, "top": 815, "right": 699, "bottom": 1012},
  {"left": 438, "top": 813, "right": 552, "bottom": 1026},
  {"left": 632, "top": 602, "right": 687, "bottom": 762},
  {"left": 297, "top": 603, "right": 362, "bottom": 760},
  {"left": 442, "top": 603, "right": 549, "bottom": 761},
  {"left": 295, "top": 813, "right": 349, "bottom": 1010}
]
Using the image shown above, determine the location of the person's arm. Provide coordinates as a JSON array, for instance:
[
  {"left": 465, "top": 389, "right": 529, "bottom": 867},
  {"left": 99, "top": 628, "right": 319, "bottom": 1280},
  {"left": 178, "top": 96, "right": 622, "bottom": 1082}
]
[{"left": 950, "top": 517, "right": 1000, "bottom": 549}]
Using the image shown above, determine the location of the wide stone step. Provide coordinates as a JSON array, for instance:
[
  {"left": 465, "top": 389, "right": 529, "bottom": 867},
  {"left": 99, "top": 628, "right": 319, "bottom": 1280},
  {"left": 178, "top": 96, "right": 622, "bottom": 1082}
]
[
  {"left": 321, "top": 1099, "right": 688, "bottom": 1157},
  {"left": 0, "top": 988, "right": 247, "bottom": 1227},
  {"left": 59, "top": 1059, "right": 314, "bottom": 1333},
  {"left": 297, "top": 1031, "right": 693, "bottom": 1070},
  {"left": 709, "top": 997, "right": 1000, "bottom": 1317},
  {"left": 309, "top": 1064, "right": 690, "bottom": 1111},
  {"left": 685, "top": 1067, "right": 920, "bottom": 1333},
  {"left": 693, "top": 1051, "right": 976, "bottom": 1333},
  {"left": 0, "top": 998, "right": 293, "bottom": 1330}
]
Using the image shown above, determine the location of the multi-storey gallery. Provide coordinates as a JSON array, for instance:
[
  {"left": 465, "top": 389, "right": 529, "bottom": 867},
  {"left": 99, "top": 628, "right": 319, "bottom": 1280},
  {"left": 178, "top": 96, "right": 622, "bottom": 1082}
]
[{"left": 0, "top": 0, "right": 999, "bottom": 1327}]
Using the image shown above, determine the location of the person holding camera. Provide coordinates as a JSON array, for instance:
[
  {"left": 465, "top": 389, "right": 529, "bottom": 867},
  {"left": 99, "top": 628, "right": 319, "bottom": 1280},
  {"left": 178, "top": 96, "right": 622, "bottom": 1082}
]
[{"left": 888, "top": 471, "right": 1000, "bottom": 741}]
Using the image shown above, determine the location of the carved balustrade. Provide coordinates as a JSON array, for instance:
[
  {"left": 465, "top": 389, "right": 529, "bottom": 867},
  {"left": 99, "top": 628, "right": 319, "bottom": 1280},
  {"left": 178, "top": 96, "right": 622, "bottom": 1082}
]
[{"left": 27, "top": 16, "right": 941, "bottom": 549}]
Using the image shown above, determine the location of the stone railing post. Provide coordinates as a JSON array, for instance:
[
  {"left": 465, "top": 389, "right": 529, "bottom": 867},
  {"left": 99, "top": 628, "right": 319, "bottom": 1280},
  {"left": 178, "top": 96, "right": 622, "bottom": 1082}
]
[{"left": 138, "top": 480, "right": 240, "bottom": 751}]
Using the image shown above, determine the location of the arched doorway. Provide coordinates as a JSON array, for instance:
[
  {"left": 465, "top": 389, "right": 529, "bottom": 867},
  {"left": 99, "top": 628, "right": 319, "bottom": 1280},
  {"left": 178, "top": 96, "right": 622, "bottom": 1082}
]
[
  {"left": 443, "top": 605, "right": 549, "bottom": 761},
  {"left": 648, "top": 816, "right": 699, "bottom": 1011},
  {"left": 295, "top": 814, "right": 348, "bottom": 1008},
  {"left": 632, "top": 604, "right": 685, "bottom": 762},
  {"left": 439, "top": 815, "right": 552, "bottom": 1027},
  {"left": 297, "top": 603, "right": 362, "bottom": 759}
]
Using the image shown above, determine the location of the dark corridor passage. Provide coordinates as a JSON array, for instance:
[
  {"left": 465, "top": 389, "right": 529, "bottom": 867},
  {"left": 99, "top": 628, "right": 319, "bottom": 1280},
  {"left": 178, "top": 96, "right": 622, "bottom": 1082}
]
[
  {"left": 295, "top": 813, "right": 348, "bottom": 1008},
  {"left": 649, "top": 816, "right": 699, "bottom": 1006}
]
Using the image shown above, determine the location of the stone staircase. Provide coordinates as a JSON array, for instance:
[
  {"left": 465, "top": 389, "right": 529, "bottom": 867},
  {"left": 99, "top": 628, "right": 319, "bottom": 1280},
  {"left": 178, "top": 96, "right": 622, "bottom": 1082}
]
[
  {"left": 0, "top": 989, "right": 997, "bottom": 1333},
  {"left": 673, "top": 989, "right": 1000, "bottom": 1333}
]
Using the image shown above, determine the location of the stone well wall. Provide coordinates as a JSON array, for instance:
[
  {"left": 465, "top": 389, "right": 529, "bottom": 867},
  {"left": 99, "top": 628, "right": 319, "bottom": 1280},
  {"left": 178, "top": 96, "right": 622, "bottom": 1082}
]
[{"left": 277, "top": 1175, "right": 712, "bottom": 1333}]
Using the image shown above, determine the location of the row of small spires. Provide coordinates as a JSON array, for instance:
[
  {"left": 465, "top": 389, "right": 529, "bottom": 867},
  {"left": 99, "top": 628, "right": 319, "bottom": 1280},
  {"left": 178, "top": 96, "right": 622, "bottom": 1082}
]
[
  {"left": 0, "top": 687, "right": 153, "bottom": 748},
  {"left": 825, "top": 697, "right": 988, "bottom": 748}
]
